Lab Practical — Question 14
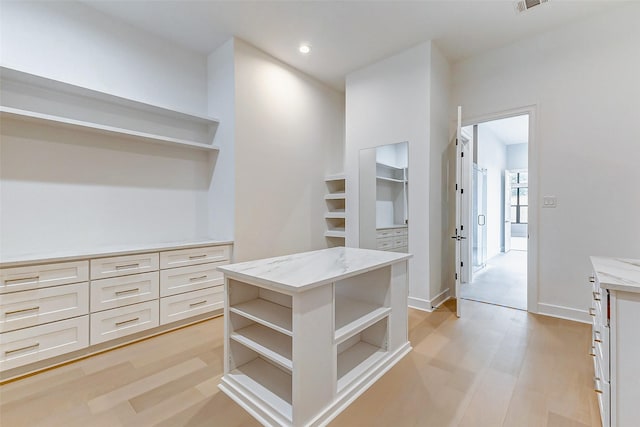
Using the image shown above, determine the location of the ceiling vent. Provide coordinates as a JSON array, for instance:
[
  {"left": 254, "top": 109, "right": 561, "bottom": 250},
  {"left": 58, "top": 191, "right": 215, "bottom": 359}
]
[{"left": 515, "top": 0, "right": 549, "bottom": 13}]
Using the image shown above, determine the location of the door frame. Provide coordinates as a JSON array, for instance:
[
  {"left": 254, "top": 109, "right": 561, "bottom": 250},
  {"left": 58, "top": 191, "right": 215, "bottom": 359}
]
[{"left": 461, "top": 105, "right": 538, "bottom": 314}]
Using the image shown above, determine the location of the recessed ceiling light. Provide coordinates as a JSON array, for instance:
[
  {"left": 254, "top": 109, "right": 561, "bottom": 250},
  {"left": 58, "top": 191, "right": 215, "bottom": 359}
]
[{"left": 299, "top": 44, "right": 311, "bottom": 54}]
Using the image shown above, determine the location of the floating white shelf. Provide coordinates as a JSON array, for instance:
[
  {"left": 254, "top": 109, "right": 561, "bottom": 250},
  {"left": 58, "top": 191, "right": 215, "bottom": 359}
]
[
  {"left": 337, "top": 341, "right": 387, "bottom": 392},
  {"left": 324, "top": 173, "right": 346, "bottom": 182},
  {"left": 325, "top": 192, "right": 346, "bottom": 200},
  {"left": 324, "top": 212, "right": 346, "bottom": 219},
  {"left": 226, "top": 357, "right": 292, "bottom": 422},
  {"left": 0, "top": 107, "right": 219, "bottom": 152},
  {"left": 229, "top": 299, "right": 293, "bottom": 336},
  {"left": 231, "top": 324, "right": 292, "bottom": 371},
  {"left": 324, "top": 230, "right": 346, "bottom": 239},
  {"left": 376, "top": 176, "right": 406, "bottom": 183},
  {"left": 335, "top": 296, "right": 391, "bottom": 344},
  {"left": 0, "top": 66, "right": 219, "bottom": 151}
]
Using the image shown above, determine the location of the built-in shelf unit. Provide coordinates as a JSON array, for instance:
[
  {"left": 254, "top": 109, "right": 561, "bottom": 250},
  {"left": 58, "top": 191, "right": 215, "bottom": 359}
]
[
  {"left": 324, "top": 174, "right": 347, "bottom": 246},
  {"left": 218, "top": 247, "right": 411, "bottom": 427},
  {"left": 0, "top": 67, "right": 220, "bottom": 151}
]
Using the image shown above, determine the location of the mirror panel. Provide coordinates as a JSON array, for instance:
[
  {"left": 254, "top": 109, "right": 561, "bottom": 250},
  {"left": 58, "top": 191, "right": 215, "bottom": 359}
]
[{"left": 359, "top": 142, "right": 408, "bottom": 253}]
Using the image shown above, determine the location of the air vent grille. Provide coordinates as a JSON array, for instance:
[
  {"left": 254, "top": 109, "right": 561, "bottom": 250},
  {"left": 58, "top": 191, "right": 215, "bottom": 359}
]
[{"left": 515, "top": 0, "right": 548, "bottom": 13}]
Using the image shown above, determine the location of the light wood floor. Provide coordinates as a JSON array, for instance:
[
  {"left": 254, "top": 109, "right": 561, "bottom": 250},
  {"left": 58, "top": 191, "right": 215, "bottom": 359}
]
[{"left": 0, "top": 299, "right": 601, "bottom": 427}]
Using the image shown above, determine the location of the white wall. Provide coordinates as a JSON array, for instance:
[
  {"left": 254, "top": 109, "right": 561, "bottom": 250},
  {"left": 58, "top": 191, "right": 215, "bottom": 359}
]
[
  {"left": 477, "top": 127, "right": 507, "bottom": 259},
  {"left": 453, "top": 3, "right": 640, "bottom": 321},
  {"left": 345, "top": 42, "right": 433, "bottom": 308},
  {"left": 0, "top": 1, "right": 220, "bottom": 258},
  {"left": 0, "top": 1, "right": 207, "bottom": 113},
  {"left": 232, "top": 39, "right": 345, "bottom": 262},
  {"left": 507, "top": 143, "right": 528, "bottom": 170}
]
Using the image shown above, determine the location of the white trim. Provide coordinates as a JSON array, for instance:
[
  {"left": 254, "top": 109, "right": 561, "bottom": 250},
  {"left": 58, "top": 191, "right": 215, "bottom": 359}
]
[
  {"left": 461, "top": 104, "right": 539, "bottom": 314},
  {"left": 537, "top": 302, "right": 591, "bottom": 324},
  {"left": 408, "top": 289, "right": 450, "bottom": 312}
]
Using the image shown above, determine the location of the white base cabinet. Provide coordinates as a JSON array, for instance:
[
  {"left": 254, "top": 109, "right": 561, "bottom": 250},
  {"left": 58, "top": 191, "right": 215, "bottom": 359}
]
[
  {"left": 218, "top": 247, "right": 411, "bottom": 427},
  {"left": 0, "top": 241, "right": 232, "bottom": 378},
  {"left": 590, "top": 257, "right": 640, "bottom": 427}
]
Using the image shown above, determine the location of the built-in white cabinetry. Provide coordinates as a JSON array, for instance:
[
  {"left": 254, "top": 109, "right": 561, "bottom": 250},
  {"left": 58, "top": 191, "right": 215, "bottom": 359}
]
[
  {"left": 218, "top": 247, "right": 411, "bottom": 427},
  {"left": 590, "top": 257, "right": 640, "bottom": 427},
  {"left": 0, "top": 67, "right": 219, "bottom": 151},
  {"left": 376, "top": 226, "right": 408, "bottom": 253},
  {"left": 324, "top": 174, "right": 346, "bottom": 245},
  {"left": 0, "top": 241, "right": 231, "bottom": 379}
]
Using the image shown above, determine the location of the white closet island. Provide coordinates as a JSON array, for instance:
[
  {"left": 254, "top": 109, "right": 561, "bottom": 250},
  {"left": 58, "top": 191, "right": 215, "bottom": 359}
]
[{"left": 218, "top": 247, "right": 412, "bottom": 427}]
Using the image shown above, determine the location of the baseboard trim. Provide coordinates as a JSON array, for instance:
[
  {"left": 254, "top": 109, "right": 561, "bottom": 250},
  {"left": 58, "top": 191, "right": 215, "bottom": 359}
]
[
  {"left": 408, "top": 289, "right": 450, "bottom": 312},
  {"left": 537, "top": 302, "right": 590, "bottom": 324}
]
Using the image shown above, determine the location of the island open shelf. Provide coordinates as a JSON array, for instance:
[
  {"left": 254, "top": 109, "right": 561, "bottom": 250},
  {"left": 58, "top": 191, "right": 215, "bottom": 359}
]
[{"left": 218, "top": 247, "right": 411, "bottom": 427}]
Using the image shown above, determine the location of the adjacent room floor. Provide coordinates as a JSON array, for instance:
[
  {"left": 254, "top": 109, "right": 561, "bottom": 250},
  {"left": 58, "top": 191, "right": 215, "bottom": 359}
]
[
  {"left": 0, "top": 300, "right": 599, "bottom": 427},
  {"left": 461, "top": 248, "right": 527, "bottom": 310}
]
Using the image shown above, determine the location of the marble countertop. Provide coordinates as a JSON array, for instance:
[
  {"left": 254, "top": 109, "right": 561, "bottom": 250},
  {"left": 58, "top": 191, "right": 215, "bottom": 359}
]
[
  {"left": 218, "top": 247, "right": 412, "bottom": 293},
  {"left": 376, "top": 224, "right": 408, "bottom": 230},
  {"left": 0, "top": 239, "right": 234, "bottom": 268},
  {"left": 591, "top": 257, "right": 640, "bottom": 292}
]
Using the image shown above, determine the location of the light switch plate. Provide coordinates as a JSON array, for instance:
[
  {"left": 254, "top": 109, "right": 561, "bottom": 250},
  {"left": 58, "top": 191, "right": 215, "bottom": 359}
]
[{"left": 543, "top": 196, "right": 557, "bottom": 208}]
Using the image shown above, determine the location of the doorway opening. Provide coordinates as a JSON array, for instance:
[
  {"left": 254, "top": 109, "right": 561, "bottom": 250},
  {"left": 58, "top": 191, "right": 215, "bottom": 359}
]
[{"left": 460, "top": 114, "right": 529, "bottom": 310}]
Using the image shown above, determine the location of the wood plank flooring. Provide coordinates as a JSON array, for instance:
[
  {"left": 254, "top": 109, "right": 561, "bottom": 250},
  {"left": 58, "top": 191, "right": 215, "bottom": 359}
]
[{"left": 0, "top": 299, "right": 601, "bottom": 427}]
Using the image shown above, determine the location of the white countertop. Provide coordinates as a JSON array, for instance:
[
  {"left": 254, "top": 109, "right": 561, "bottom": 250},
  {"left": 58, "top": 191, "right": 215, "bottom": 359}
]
[
  {"left": 376, "top": 224, "right": 408, "bottom": 230},
  {"left": 591, "top": 257, "right": 640, "bottom": 292},
  {"left": 218, "top": 247, "right": 412, "bottom": 293},
  {"left": 0, "top": 239, "right": 234, "bottom": 268}
]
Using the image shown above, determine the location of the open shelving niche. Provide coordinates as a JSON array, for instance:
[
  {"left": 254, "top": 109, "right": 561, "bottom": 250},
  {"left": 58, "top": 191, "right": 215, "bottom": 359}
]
[
  {"left": 334, "top": 267, "right": 391, "bottom": 392},
  {"left": 324, "top": 174, "right": 347, "bottom": 245},
  {"left": 226, "top": 279, "right": 294, "bottom": 423},
  {"left": 0, "top": 66, "right": 219, "bottom": 152}
]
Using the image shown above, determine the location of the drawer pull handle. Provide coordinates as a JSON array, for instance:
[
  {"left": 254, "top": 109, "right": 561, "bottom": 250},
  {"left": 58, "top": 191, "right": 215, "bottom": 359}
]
[
  {"left": 5, "top": 275, "right": 40, "bottom": 284},
  {"left": 594, "top": 389, "right": 603, "bottom": 394},
  {"left": 115, "top": 288, "right": 140, "bottom": 296},
  {"left": 115, "top": 263, "right": 139, "bottom": 270},
  {"left": 5, "top": 343, "right": 40, "bottom": 355},
  {"left": 589, "top": 308, "right": 596, "bottom": 317},
  {"left": 5, "top": 306, "right": 40, "bottom": 316},
  {"left": 189, "top": 300, "right": 207, "bottom": 307},
  {"left": 189, "top": 275, "right": 208, "bottom": 281},
  {"left": 115, "top": 317, "right": 139, "bottom": 327},
  {"left": 589, "top": 346, "right": 596, "bottom": 357},
  {"left": 188, "top": 254, "right": 207, "bottom": 260},
  {"left": 594, "top": 338, "right": 602, "bottom": 343},
  {"left": 589, "top": 276, "right": 595, "bottom": 283}
]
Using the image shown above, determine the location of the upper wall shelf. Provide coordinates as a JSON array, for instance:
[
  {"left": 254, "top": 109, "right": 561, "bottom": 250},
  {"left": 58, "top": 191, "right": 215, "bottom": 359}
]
[{"left": 0, "top": 67, "right": 220, "bottom": 151}]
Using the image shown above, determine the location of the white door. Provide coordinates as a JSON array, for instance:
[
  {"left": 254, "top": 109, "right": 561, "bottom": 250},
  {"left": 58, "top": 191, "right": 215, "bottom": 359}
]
[
  {"left": 504, "top": 170, "right": 512, "bottom": 252},
  {"left": 452, "top": 106, "right": 467, "bottom": 317}
]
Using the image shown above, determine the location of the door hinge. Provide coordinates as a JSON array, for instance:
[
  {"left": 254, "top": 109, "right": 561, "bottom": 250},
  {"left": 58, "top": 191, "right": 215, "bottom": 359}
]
[
  {"left": 456, "top": 138, "right": 458, "bottom": 146},
  {"left": 461, "top": 225, "right": 464, "bottom": 231},
  {"left": 461, "top": 188, "right": 464, "bottom": 194},
  {"left": 461, "top": 152, "right": 464, "bottom": 157},
  {"left": 460, "top": 261, "right": 464, "bottom": 267},
  {"left": 455, "top": 273, "right": 458, "bottom": 280},
  {"left": 455, "top": 184, "right": 458, "bottom": 190}
]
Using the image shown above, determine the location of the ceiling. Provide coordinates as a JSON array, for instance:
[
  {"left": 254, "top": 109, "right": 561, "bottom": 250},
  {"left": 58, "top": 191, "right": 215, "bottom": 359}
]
[{"left": 81, "top": 0, "right": 622, "bottom": 91}]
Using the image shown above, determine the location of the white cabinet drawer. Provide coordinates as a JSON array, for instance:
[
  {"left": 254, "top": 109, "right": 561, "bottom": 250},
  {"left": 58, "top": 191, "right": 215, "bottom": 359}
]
[
  {"left": 376, "top": 229, "right": 394, "bottom": 239},
  {"left": 160, "top": 245, "right": 231, "bottom": 269},
  {"left": 1, "top": 261, "right": 89, "bottom": 294},
  {"left": 90, "top": 253, "right": 159, "bottom": 280},
  {"left": 0, "top": 316, "right": 89, "bottom": 371},
  {"left": 392, "top": 237, "right": 408, "bottom": 249},
  {"left": 160, "top": 261, "right": 226, "bottom": 297},
  {"left": 376, "top": 237, "right": 394, "bottom": 250},
  {"left": 0, "top": 282, "right": 89, "bottom": 333},
  {"left": 393, "top": 228, "right": 408, "bottom": 236},
  {"left": 91, "top": 272, "right": 159, "bottom": 312},
  {"left": 160, "top": 286, "right": 224, "bottom": 325},
  {"left": 90, "top": 301, "right": 159, "bottom": 345}
]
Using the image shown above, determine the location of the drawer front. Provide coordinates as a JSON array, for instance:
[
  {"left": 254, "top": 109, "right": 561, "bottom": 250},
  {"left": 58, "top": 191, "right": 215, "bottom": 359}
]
[
  {"left": 160, "top": 245, "right": 231, "bottom": 269},
  {"left": 376, "top": 229, "right": 394, "bottom": 239},
  {"left": 0, "top": 316, "right": 89, "bottom": 371},
  {"left": 160, "top": 286, "right": 224, "bottom": 325},
  {"left": 376, "top": 237, "right": 394, "bottom": 250},
  {"left": 0, "top": 282, "right": 89, "bottom": 333},
  {"left": 91, "top": 272, "right": 159, "bottom": 312},
  {"left": 160, "top": 262, "right": 226, "bottom": 297},
  {"left": 393, "top": 228, "right": 408, "bottom": 236},
  {"left": 90, "top": 301, "right": 159, "bottom": 345},
  {"left": 1, "top": 261, "right": 89, "bottom": 294},
  {"left": 392, "top": 237, "right": 408, "bottom": 249},
  {"left": 90, "top": 253, "right": 159, "bottom": 280}
]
